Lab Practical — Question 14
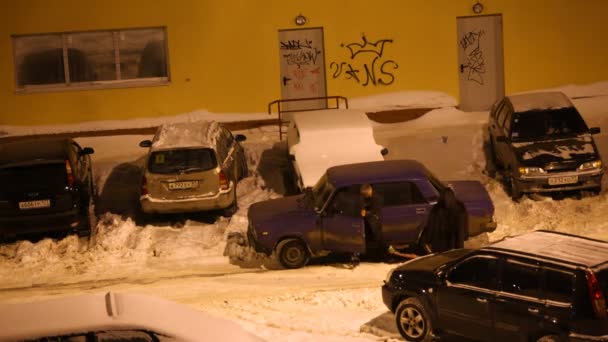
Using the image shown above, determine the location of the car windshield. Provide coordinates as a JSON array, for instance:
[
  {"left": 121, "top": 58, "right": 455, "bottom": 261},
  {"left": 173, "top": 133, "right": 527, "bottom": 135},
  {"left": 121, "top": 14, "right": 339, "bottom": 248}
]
[
  {"left": 510, "top": 107, "right": 589, "bottom": 141},
  {"left": 311, "top": 174, "right": 335, "bottom": 211},
  {"left": 148, "top": 148, "right": 217, "bottom": 174},
  {"left": 0, "top": 163, "right": 67, "bottom": 193}
]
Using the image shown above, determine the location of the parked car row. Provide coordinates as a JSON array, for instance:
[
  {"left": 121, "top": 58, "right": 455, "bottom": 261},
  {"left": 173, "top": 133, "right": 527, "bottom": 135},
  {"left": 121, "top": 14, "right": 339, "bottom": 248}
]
[{"left": 0, "top": 120, "right": 249, "bottom": 240}]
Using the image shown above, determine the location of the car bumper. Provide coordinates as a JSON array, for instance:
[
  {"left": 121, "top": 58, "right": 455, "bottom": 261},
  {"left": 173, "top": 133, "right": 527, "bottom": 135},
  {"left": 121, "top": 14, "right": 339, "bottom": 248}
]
[
  {"left": 514, "top": 170, "right": 603, "bottom": 194},
  {"left": 0, "top": 209, "right": 86, "bottom": 237},
  {"left": 140, "top": 186, "right": 234, "bottom": 214},
  {"left": 246, "top": 222, "right": 273, "bottom": 255},
  {"left": 381, "top": 282, "right": 397, "bottom": 312}
]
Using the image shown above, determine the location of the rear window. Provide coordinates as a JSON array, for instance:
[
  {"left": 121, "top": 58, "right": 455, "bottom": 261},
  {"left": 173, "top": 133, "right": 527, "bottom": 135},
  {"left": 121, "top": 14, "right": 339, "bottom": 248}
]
[
  {"left": 510, "top": 107, "right": 589, "bottom": 141},
  {"left": 0, "top": 163, "right": 66, "bottom": 192},
  {"left": 148, "top": 148, "right": 217, "bottom": 174}
]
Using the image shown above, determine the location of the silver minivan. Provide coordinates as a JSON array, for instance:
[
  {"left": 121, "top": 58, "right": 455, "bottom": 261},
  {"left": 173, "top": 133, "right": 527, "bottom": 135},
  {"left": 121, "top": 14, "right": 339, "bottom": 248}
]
[{"left": 138, "top": 121, "right": 248, "bottom": 216}]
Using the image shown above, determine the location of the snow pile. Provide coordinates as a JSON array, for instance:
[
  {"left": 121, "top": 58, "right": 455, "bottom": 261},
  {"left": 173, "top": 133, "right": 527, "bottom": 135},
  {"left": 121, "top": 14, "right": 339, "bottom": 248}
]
[
  {"left": 520, "top": 80, "right": 608, "bottom": 99},
  {"left": 0, "top": 109, "right": 271, "bottom": 137},
  {"left": 0, "top": 127, "right": 281, "bottom": 289},
  {"left": 349, "top": 90, "right": 458, "bottom": 111}
]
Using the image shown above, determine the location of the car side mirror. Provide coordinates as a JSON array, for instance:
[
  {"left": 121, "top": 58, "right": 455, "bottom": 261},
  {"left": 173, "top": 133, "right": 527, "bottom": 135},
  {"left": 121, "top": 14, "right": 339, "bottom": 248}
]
[
  {"left": 235, "top": 134, "right": 247, "bottom": 142},
  {"left": 139, "top": 140, "right": 152, "bottom": 148},
  {"left": 80, "top": 147, "right": 94, "bottom": 155},
  {"left": 496, "top": 136, "right": 508, "bottom": 143},
  {"left": 381, "top": 147, "right": 389, "bottom": 156},
  {"left": 589, "top": 127, "right": 601, "bottom": 135}
]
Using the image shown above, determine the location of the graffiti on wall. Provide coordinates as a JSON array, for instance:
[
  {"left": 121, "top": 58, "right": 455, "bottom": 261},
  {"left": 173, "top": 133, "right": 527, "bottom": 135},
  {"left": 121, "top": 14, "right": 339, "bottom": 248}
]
[
  {"left": 280, "top": 39, "right": 322, "bottom": 68},
  {"left": 459, "top": 29, "right": 486, "bottom": 85},
  {"left": 330, "top": 34, "right": 398, "bottom": 87}
]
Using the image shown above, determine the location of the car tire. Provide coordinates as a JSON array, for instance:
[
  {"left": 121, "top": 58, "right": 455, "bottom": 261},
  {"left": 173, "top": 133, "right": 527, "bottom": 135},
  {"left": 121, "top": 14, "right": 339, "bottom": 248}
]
[
  {"left": 507, "top": 173, "right": 523, "bottom": 200},
  {"left": 276, "top": 238, "right": 310, "bottom": 269},
  {"left": 395, "top": 297, "right": 433, "bottom": 342}
]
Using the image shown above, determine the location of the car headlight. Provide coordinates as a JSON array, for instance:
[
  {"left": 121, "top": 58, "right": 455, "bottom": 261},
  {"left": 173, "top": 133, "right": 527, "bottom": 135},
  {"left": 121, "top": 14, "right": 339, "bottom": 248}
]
[
  {"left": 518, "top": 166, "right": 546, "bottom": 176},
  {"left": 579, "top": 160, "right": 602, "bottom": 171}
]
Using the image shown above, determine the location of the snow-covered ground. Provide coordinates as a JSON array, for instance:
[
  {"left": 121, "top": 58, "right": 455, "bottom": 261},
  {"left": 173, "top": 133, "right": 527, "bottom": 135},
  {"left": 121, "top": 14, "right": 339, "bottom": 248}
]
[{"left": 1, "top": 82, "right": 608, "bottom": 341}]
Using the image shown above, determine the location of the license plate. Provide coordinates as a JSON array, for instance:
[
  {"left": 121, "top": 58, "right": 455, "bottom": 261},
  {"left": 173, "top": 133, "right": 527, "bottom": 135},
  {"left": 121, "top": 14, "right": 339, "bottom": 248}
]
[
  {"left": 19, "top": 199, "right": 51, "bottom": 210},
  {"left": 168, "top": 181, "right": 198, "bottom": 190},
  {"left": 548, "top": 175, "right": 578, "bottom": 186}
]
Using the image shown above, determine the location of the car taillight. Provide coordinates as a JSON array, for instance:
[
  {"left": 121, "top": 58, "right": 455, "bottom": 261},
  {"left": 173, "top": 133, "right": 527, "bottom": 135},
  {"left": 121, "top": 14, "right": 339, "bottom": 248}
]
[
  {"left": 141, "top": 176, "right": 148, "bottom": 195},
  {"left": 219, "top": 171, "right": 229, "bottom": 190},
  {"left": 586, "top": 270, "right": 607, "bottom": 318},
  {"left": 65, "top": 159, "right": 74, "bottom": 187}
]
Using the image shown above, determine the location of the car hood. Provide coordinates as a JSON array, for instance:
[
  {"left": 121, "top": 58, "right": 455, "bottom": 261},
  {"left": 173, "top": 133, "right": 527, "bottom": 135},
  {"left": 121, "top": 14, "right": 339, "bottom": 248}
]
[
  {"left": 512, "top": 135, "right": 598, "bottom": 166},
  {"left": 248, "top": 194, "right": 316, "bottom": 228},
  {"left": 445, "top": 180, "right": 494, "bottom": 217}
]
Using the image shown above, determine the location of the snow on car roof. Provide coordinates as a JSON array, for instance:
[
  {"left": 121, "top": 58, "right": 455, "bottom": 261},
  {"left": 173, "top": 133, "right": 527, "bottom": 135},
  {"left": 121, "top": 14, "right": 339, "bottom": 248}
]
[
  {"left": 0, "top": 292, "right": 261, "bottom": 341},
  {"left": 151, "top": 120, "right": 220, "bottom": 150},
  {"left": 508, "top": 91, "right": 573, "bottom": 112},
  {"left": 485, "top": 230, "right": 608, "bottom": 268},
  {"left": 292, "top": 109, "right": 372, "bottom": 134}
]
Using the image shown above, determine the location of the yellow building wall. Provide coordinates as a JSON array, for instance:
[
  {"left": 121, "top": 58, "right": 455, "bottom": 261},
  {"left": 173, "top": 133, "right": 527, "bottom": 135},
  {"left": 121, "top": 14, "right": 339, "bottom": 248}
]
[{"left": 1, "top": 0, "right": 607, "bottom": 125}]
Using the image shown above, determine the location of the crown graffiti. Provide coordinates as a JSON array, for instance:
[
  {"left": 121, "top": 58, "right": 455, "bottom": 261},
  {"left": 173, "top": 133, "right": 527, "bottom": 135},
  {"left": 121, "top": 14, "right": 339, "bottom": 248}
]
[{"left": 344, "top": 34, "right": 394, "bottom": 59}]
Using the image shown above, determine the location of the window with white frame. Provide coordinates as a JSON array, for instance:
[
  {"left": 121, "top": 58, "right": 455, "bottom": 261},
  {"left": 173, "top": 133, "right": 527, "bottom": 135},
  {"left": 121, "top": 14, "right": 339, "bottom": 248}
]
[{"left": 12, "top": 27, "right": 169, "bottom": 92}]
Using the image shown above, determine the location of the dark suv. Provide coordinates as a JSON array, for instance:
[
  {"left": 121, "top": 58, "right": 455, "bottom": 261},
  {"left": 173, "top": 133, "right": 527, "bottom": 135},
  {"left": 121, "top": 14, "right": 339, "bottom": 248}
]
[
  {"left": 0, "top": 137, "right": 96, "bottom": 239},
  {"left": 488, "top": 91, "right": 603, "bottom": 199},
  {"left": 382, "top": 230, "right": 608, "bottom": 342}
]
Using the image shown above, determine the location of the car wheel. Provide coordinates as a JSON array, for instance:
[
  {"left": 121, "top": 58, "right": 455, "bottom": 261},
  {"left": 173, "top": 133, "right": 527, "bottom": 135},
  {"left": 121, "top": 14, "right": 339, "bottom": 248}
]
[
  {"left": 395, "top": 297, "right": 433, "bottom": 342},
  {"left": 507, "top": 173, "right": 523, "bottom": 200},
  {"left": 277, "top": 238, "right": 310, "bottom": 269}
]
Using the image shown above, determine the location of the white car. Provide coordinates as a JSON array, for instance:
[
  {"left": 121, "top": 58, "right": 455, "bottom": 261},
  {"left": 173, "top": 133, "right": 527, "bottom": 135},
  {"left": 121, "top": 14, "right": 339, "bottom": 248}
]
[
  {"left": 0, "top": 292, "right": 262, "bottom": 342},
  {"left": 286, "top": 108, "right": 388, "bottom": 190}
]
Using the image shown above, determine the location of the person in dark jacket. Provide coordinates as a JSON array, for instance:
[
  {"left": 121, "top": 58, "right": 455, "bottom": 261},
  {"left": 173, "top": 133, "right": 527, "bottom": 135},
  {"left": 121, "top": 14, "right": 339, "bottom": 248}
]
[
  {"left": 360, "top": 183, "right": 383, "bottom": 246},
  {"left": 419, "top": 186, "right": 466, "bottom": 254},
  {"left": 388, "top": 186, "right": 466, "bottom": 259},
  {"left": 351, "top": 183, "right": 384, "bottom": 266}
]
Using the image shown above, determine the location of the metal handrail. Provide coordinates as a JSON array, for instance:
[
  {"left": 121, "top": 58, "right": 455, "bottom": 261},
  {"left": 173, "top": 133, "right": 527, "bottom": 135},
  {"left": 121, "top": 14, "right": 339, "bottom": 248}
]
[{"left": 267, "top": 96, "right": 349, "bottom": 140}]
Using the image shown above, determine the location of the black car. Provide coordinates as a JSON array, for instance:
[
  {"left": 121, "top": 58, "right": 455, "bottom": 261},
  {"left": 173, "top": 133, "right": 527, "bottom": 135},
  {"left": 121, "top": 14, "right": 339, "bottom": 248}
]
[
  {"left": 487, "top": 91, "right": 603, "bottom": 199},
  {"left": 382, "top": 230, "right": 608, "bottom": 342},
  {"left": 0, "top": 137, "right": 96, "bottom": 239}
]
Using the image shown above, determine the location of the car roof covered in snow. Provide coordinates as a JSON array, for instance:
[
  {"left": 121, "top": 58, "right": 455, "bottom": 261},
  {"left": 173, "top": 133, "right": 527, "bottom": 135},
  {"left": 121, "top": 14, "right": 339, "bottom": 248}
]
[
  {"left": 0, "top": 292, "right": 262, "bottom": 342},
  {"left": 0, "top": 137, "right": 72, "bottom": 166},
  {"left": 326, "top": 159, "right": 430, "bottom": 188},
  {"left": 292, "top": 109, "right": 373, "bottom": 134},
  {"left": 484, "top": 230, "right": 608, "bottom": 268},
  {"left": 507, "top": 91, "right": 574, "bottom": 113},
  {"left": 151, "top": 120, "right": 221, "bottom": 150}
]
